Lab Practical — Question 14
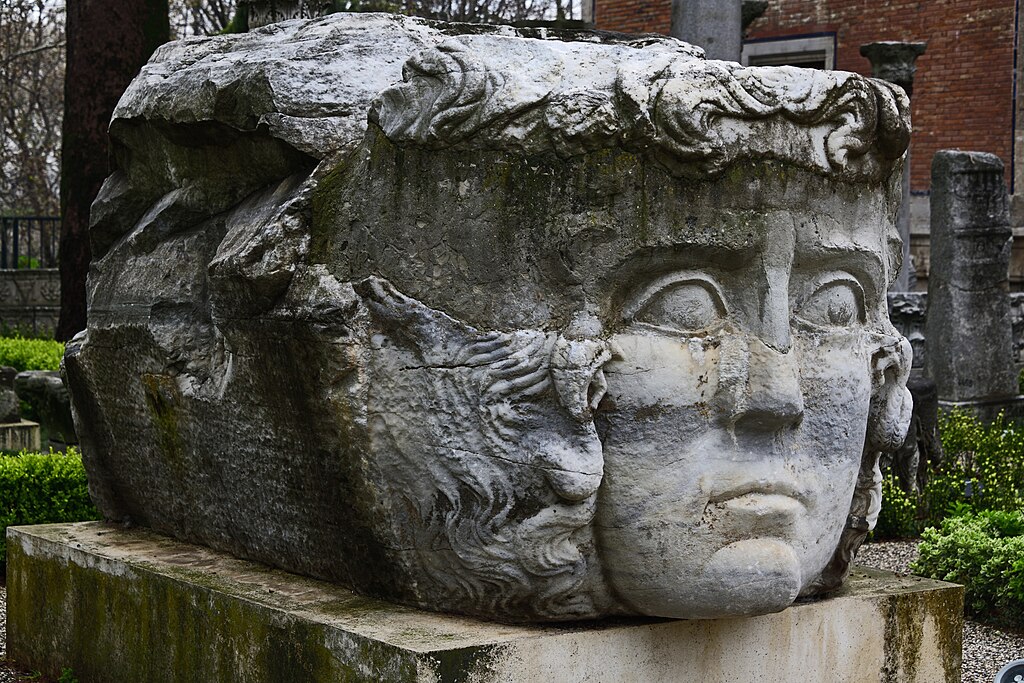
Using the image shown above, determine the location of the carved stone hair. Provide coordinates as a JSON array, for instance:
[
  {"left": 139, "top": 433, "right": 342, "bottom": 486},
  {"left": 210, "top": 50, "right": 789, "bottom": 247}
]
[
  {"left": 356, "top": 277, "right": 616, "bottom": 619},
  {"left": 370, "top": 37, "right": 910, "bottom": 182}
]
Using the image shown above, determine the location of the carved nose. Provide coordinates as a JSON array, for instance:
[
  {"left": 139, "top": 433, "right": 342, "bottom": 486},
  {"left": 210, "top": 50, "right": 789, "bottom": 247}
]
[{"left": 732, "top": 338, "right": 804, "bottom": 431}]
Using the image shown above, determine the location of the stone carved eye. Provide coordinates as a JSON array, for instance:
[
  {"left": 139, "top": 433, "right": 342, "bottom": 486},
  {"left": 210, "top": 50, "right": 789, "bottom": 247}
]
[
  {"left": 796, "top": 277, "right": 865, "bottom": 329},
  {"left": 627, "top": 275, "right": 726, "bottom": 334}
]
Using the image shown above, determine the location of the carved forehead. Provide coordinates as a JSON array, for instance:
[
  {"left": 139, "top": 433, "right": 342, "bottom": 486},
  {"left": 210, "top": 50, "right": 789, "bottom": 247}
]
[
  {"left": 603, "top": 204, "right": 891, "bottom": 316},
  {"left": 331, "top": 138, "right": 900, "bottom": 331},
  {"left": 590, "top": 169, "right": 895, "bottom": 283}
]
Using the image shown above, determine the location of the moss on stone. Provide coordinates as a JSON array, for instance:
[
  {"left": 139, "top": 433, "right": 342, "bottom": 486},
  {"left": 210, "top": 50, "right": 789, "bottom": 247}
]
[
  {"left": 6, "top": 529, "right": 426, "bottom": 682},
  {"left": 309, "top": 152, "right": 356, "bottom": 264},
  {"left": 429, "top": 644, "right": 506, "bottom": 683},
  {"left": 140, "top": 373, "right": 185, "bottom": 479},
  {"left": 8, "top": 525, "right": 968, "bottom": 683},
  {"left": 880, "top": 584, "right": 964, "bottom": 683},
  {"left": 924, "top": 584, "right": 966, "bottom": 683}
]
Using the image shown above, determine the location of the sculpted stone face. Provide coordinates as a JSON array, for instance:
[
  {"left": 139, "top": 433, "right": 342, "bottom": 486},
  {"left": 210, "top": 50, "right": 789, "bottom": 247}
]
[
  {"left": 67, "top": 14, "right": 914, "bottom": 623},
  {"left": 596, "top": 198, "right": 905, "bottom": 617}
]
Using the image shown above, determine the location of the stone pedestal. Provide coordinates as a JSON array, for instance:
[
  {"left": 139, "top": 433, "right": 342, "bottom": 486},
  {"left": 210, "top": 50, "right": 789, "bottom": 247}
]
[
  {"left": 0, "top": 419, "right": 40, "bottom": 452},
  {"left": 7, "top": 522, "right": 964, "bottom": 683},
  {"left": 926, "top": 151, "right": 1024, "bottom": 419}
]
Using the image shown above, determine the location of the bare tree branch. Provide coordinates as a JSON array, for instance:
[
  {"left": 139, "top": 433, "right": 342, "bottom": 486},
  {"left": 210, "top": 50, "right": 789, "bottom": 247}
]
[
  {"left": 1, "top": 40, "right": 64, "bottom": 64},
  {"left": 1, "top": 0, "right": 64, "bottom": 217}
]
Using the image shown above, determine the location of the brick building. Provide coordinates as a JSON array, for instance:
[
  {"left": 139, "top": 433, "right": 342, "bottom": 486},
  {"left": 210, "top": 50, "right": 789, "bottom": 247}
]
[
  {"left": 595, "top": 0, "right": 1018, "bottom": 194},
  {"left": 593, "top": 0, "right": 1023, "bottom": 287}
]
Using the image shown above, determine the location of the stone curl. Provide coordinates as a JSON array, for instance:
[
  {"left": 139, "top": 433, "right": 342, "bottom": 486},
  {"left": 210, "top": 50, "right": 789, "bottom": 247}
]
[{"left": 370, "top": 37, "right": 910, "bottom": 181}]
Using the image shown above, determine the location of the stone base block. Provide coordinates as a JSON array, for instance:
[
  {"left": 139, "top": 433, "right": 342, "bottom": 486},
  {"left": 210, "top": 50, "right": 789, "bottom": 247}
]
[
  {"left": 6, "top": 522, "right": 964, "bottom": 683},
  {"left": 939, "top": 396, "right": 1024, "bottom": 423},
  {"left": 0, "top": 419, "right": 40, "bottom": 452}
]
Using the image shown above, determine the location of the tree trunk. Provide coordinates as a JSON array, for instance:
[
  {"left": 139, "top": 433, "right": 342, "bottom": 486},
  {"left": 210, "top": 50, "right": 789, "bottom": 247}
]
[{"left": 57, "top": 0, "right": 168, "bottom": 341}]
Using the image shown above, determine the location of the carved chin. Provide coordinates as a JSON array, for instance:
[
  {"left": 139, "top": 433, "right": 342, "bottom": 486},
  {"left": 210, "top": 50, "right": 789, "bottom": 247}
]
[
  {"left": 616, "top": 539, "right": 803, "bottom": 619},
  {"left": 695, "top": 540, "right": 803, "bottom": 617}
]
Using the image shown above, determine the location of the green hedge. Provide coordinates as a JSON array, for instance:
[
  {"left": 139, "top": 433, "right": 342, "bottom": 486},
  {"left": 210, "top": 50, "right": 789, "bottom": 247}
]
[
  {"left": 912, "top": 510, "right": 1024, "bottom": 629},
  {"left": 0, "top": 336, "right": 64, "bottom": 372},
  {"left": 875, "top": 409, "right": 1024, "bottom": 538},
  {"left": 0, "top": 448, "right": 99, "bottom": 566}
]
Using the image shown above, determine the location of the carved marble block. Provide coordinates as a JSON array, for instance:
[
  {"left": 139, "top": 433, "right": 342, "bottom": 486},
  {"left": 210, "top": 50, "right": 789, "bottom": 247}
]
[{"left": 66, "top": 13, "right": 913, "bottom": 622}]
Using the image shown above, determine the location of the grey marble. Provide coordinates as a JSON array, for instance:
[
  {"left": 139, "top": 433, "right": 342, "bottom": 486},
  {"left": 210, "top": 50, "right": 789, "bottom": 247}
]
[
  {"left": 66, "top": 13, "right": 913, "bottom": 622},
  {"left": 926, "top": 151, "right": 1018, "bottom": 404},
  {"left": 672, "top": 0, "right": 741, "bottom": 61}
]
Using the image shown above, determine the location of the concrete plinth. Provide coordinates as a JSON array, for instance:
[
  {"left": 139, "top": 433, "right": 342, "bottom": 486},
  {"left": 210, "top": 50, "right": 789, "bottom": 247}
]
[
  {"left": 6, "top": 522, "right": 964, "bottom": 683},
  {"left": 0, "top": 419, "right": 40, "bottom": 452}
]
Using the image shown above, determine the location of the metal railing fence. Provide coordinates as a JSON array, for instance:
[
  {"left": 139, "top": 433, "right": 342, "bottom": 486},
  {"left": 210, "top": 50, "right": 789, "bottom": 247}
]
[{"left": 0, "top": 216, "right": 60, "bottom": 269}]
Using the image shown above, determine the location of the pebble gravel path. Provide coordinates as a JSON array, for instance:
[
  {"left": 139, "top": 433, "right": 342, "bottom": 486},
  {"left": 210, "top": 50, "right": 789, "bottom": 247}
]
[
  {"left": 0, "top": 581, "right": 20, "bottom": 683},
  {"left": 1, "top": 541, "right": 1021, "bottom": 682}
]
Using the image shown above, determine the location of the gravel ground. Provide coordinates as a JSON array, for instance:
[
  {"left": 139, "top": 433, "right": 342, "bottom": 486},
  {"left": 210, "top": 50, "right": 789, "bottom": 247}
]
[
  {"left": 1, "top": 542, "right": 1020, "bottom": 682},
  {"left": 0, "top": 582, "right": 19, "bottom": 683}
]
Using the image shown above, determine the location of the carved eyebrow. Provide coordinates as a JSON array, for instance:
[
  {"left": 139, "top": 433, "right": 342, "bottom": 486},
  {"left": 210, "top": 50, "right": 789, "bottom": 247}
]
[
  {"left": 793, "top": 246, "right": 885, "bottom": 304},
  {"left": 607, "top": 238, "right": 761, "bottom": 320},
  {"left": 611, "top": 240, "right": 760, "bottom": 287},
  {"left": 621, "top": 271, "right": 728, "bottom": 322}
]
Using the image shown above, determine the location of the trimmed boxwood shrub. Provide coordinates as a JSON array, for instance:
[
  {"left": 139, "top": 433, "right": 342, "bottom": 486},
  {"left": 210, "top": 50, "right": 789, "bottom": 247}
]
[
  {"left": 0, "top": 448, "right": 98, "bottom": 568},
  {"left": 0, "top": 336, "right": 64, "bottom": 372},
  {"left": 911, "top": 510, "right": 1024, "bottom": 629}
]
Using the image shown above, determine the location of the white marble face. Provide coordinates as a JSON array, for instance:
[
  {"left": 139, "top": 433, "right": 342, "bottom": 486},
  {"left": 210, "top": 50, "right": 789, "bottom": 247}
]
[{"left": 594, "top": 203, "right": 898, "bottom": 618}]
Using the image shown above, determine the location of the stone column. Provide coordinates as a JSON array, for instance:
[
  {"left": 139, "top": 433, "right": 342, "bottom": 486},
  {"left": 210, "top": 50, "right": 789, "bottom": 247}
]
[
  {"left": 926, "top": 151, "right": 1022, "bottom": 417},
  {"left": 671, "top": 0, "right": 742, "bottom": 62},
  {"left": 861, "top": 42, "right": 926, "bottom": 292}
]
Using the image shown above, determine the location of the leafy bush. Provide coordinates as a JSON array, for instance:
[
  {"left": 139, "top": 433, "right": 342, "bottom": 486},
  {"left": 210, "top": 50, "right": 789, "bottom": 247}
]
[
  {"left": 874, "top": 409, "right": 1024, "bottom": 538},
  {"left": 912, "top": 510, "right": 1024, "bottom": 628},
  {"left": 0, "top": 448, "right": 98, "bottom": 566},
  {"left": 0, "top": 336, "right": 64, "bottom": 372}
]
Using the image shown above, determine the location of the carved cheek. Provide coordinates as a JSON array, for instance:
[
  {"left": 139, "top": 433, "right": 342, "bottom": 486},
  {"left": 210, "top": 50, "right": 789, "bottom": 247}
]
[
  {"left": 791, "top": 332, "right": 875, "bottom": 452},
  {"left": 603, "top": 333, "right": 721, "bottom": 418}
]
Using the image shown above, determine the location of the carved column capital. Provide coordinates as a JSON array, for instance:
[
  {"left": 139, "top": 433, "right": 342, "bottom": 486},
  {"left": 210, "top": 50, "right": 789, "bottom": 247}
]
[{"left": 860, "top": 41, "right": 927, "bottom": 96}]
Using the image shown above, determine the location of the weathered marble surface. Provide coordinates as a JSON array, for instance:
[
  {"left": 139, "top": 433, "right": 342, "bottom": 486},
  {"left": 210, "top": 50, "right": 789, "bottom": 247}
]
[
  {"left": 926, "top": 151, "right": 1018, "bottom": 403},
  {"left": 67, "top": 13, "right": 913, "bottom": 622}
]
